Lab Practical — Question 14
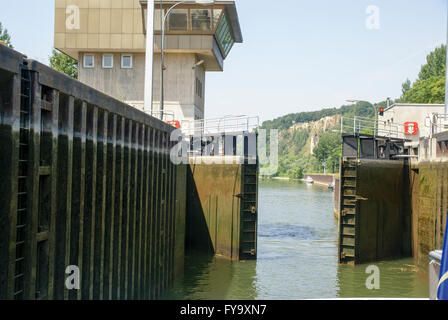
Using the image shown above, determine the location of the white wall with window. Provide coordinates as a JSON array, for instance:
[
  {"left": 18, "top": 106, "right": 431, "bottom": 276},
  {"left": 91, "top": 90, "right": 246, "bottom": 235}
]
[
  {"left": 121, "top": 54, "right": 133, "bottom": 69},
  {"left": 83, "top": 54, "right": 94, "bottom": 68},
  {"left": 102, "top": 54, "right": 114, "bottom": 69}
]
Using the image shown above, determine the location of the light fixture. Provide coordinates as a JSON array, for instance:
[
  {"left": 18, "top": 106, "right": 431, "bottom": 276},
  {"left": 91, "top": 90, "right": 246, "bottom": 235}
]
[{"left": 193, "top": 60, "right": 205, "bottom": 69}]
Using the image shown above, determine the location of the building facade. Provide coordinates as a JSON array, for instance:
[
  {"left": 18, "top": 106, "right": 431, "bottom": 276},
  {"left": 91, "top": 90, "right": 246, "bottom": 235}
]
[
  {"left": 54, "top": 0, "right": 243, "bottom": 123},
  {"left": 379, "top": 103, "right": 445, "bottom": 145}
]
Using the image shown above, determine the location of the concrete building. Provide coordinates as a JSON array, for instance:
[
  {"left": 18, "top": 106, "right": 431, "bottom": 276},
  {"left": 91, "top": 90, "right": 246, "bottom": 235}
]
[
  {"left": 379, "top": 103, "right": 445, "bottom": 149},
  {"left": 54, "top": 0, "right": 243, "bottom": 123},
  {"left": 378, "top": 103, "right": 448, "bottom": 160}
]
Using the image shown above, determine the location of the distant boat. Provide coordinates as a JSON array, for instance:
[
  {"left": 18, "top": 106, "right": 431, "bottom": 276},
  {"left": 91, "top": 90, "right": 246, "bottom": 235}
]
[
  {"left": 305, "top": 177, "right": 314, "bottom": 184},
  {"left": 328, "top": 182, "right": 335, "bottom": 190}
]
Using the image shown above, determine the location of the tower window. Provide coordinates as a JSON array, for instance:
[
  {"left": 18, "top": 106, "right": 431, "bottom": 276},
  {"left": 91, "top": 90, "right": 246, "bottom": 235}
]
[
  {"left": 191, "top": 9, "right": 212, "bottom": 31},
  {"left": 83, "top": 54, "right": 94, "bottom": 68},
  {"left": 102, "top": 54, "right": 114, "bottom": 69},
  {"left": 121, "top": 54, "right": 133, "bottom": 69},
  {"left": 168, "top": 9, "right": 188, "bottom": 31}
]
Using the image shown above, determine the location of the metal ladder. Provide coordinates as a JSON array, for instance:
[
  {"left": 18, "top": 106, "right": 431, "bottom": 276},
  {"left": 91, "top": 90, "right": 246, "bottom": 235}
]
[
  {"left": 14, "top": 67, "right": 31, "bottom": 299},
  {"left": 239, "top": 163, "right": 258, "bottom": 260},
  {"left": 339, "top": 161, "right": 358, "bottom": 265}
]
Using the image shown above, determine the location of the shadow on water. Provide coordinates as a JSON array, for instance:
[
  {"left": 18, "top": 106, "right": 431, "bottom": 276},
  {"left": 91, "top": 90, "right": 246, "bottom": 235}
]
[{"left": 161, "top": 251, "right": 257, "bottom": 300}]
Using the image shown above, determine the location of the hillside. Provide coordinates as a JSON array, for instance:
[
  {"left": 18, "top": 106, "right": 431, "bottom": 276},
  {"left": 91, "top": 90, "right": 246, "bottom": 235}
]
[{"left": 260, "top": 100, "right": 390, "bottom": 178}]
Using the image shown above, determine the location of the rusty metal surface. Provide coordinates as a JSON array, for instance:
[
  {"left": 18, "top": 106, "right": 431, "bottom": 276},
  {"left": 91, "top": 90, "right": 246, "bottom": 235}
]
[{"left": 0, "top": 45, "right": 185, "bottom": 300}]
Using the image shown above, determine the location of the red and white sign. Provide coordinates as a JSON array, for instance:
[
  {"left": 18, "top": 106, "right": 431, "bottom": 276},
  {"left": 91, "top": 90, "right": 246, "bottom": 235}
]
[
  {"left": 404, "top": 122, "right": 419, "bottom": 135},
  {"left": 167, "top": 120, "right": 180, "bottom": 129}
]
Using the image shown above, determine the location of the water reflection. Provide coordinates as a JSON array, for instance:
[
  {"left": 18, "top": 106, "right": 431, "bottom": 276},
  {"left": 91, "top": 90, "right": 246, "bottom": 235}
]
[
  {"left": 337, "top": 258, "right": 428, "bottom": 298},
  {"left": 161, "top": 252, "right": 257, "bottom": 300},
  {"left": 162, "top": 179, "right": 429, "bottom": 300}
]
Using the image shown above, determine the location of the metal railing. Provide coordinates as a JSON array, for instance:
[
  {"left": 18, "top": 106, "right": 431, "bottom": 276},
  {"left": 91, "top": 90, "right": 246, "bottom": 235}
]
[
  {"left": 425, "top": 113, "right": 448, "bottom": 137},
  {"left": 340, "top": 116, "right": 407, "bottom": 140},
  {"left": 181, "top": 115, "right": 260, "bottom": 136}
]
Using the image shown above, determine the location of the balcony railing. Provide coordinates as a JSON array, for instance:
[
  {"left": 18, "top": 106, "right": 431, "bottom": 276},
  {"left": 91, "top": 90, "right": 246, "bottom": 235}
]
[
  {"left": 181, "top": 115, "right": 260, "bottom": 136},
  {"left": 425, "top": 113, "right": 448, "bottom": 137},
  {"left": 340, "top": 116, "right": 407, "bottom": 140}
]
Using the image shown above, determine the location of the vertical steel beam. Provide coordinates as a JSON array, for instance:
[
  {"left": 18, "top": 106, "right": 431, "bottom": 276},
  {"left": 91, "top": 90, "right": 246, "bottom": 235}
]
[
  {"left": 136, "top": 124, "right": 145, "bottom": 299},
  {"left": 104, "top": 113, "right": 117, "bottom": 300},
  {"left": 142, "top": 126, "right": 151, "bottom": 299},
  {"left": 113, "top": 117, "right": 125, "bottom": 299},
  {"left": 122, "top": 119, "right": 132, "bottom": 300},
  {"left": 62, "top": 96, "right": 74, "bottom": 300},
  {"left": 86, "top": 106, "right": 98, "bottom": 299},
  {"left": 0, "top": 73, "right": 20, "bottom": 300},
  {"left": 149, "top": 128, "right": 156, "bottom": 300},
  {"left": 95, "top": 109, "right": 108, "bottom": 299},
  {"left": 47, "top": 89, "right": 59, "bottom": 300},
  {"left": 24, "top": 72, "right": 41, "bottom": 300}
]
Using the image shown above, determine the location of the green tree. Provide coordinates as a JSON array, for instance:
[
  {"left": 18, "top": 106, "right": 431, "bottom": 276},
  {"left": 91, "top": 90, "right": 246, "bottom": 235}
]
[
  {"left": 418, "top": 45, "right": 446, "bottom": 81},
  {"left": 401, "top": 79, "right": 411, "bottom": 97},
  {"left": 401, "top": 76, "right": 445, "bottom": 104},
  {"left": 293, "top": 167, "right": 304, "bottom": 179},
  {"left": 400, "top": 45, "right": 446, "bottom": 104},
  {"left": 0, "top": 22, "right": 13, "bottom": 48},
  {"left": 50, "top": 49, "right": 78, "bottom": 79},
  {"left": 313, "top": 132, "right": 342, "bottom": 173}
]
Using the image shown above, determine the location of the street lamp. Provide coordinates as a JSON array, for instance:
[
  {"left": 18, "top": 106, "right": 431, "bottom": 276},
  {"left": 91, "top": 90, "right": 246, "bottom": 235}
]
[
  {"left": 159, "top": 0, "right": 215, "bottom": 120},
  {"left": 346, "top": 99, "right": 380, "bottom": 135}
]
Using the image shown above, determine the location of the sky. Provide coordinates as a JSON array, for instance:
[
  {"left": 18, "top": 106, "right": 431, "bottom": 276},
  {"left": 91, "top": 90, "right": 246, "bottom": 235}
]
[{"left": 1, "top": 0, "right": 447, "bottom": 123}]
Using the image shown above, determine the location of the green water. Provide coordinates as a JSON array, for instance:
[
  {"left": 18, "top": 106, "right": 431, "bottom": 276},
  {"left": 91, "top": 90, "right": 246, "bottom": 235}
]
[{"left": 162, "top": 179, "right": 429, "bottom": 300}]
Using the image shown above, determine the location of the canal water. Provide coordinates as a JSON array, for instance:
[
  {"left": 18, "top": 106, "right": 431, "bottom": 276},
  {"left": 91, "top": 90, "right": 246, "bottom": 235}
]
[{"left": 162, "top": 179, "right": 429, "bottom": 300}]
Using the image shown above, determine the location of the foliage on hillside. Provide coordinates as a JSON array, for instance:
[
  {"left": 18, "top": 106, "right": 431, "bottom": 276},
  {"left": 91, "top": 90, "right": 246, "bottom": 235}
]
[
  {"left": 263, "top": 44, "right": 446, "bottom": 179},
  {"left": 261, "top": 101, "right": 389, "bottom": 178}
]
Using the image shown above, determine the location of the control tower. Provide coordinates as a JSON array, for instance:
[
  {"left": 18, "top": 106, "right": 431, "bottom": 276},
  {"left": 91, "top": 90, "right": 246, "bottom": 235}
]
[{"left": 54, "top": 0, "right": 243, "bottom": 122}]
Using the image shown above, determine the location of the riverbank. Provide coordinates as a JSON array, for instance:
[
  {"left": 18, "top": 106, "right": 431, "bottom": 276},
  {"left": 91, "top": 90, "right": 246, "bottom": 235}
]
[{"left": 263, "top": 174, "right": 337, "bottom": 187}]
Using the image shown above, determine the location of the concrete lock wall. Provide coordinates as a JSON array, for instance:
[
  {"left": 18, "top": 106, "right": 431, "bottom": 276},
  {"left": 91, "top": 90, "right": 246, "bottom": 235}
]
[
  {"left": 185, "top": 159, "right": 258, "bottom": 261},
  {"left": 0, "top": 44, "right": 186, "bottom": 300},
  {"left": 339, "top": 159, "right": 412, "bottom": 265},
  {"left": 411, "top": 162, "right": 448, "bottom": 270}
]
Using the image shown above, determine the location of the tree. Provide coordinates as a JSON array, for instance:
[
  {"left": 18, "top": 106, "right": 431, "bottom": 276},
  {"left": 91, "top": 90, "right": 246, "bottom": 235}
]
[
  {"left": 313, "top": 132, "right": 342, "bottom": 173},
  {"left": 293, "top": 167, "right": 304, "bottom": 180},
  {"left": 418, "top": 45, "right": 446, "bottom": 81},
  {"left": 0, "top": 22, "right": 13, "bottom": 48},
  {"left": 400, "top": 76, "right": 445, "bottom": 104},
  {"left": 400, "top": 45, "right": 446, "bottom": 104},
  {"left": 401, "top": 79, "right": 411, "bottom": 97},
  {"left": 50, "top": 49, "right": 78, "bottom": 79}
]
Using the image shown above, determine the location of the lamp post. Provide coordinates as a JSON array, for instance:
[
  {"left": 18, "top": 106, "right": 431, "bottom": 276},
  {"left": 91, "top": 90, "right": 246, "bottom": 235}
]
[
  {"left": 346, "top": 99, "right": 379, "bottom": 137},
  {"left": 143, "top": 0, "right": 155, "bottom": 115},
  {"left": 160, "top": 0, "right": 215, "bottom": 120}
]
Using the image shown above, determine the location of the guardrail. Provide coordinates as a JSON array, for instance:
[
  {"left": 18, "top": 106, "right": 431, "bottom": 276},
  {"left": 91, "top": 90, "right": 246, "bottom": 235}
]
[
  {"left": 340, "top": 116, "right": 407, "bottom": 140},
  {"left": 425, "top": 113, "right": 448, "bottom": 137},
  {"left": 180, "top": 115, "right": 259, "bottom": 136},
  {"left": 0, "top": 44, "right": 180, "bottom": 300}
]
